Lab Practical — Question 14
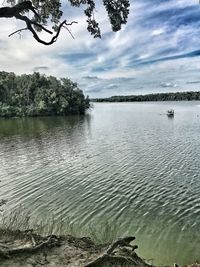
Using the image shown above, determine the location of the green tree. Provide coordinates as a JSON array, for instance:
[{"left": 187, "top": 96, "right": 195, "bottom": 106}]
[
  {"left": 93, "top": 91, "right": 200, "bottom": 102},
  {"left": 0, "top": 0, "right": 130, "bottom": 45},
  {"left": 0, "top": 71, "right": 90, "bottom": 117}
]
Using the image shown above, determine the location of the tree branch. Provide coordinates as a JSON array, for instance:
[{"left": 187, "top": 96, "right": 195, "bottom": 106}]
[
  {"left": 0, "top": 235, "right": 61, "bottom": 258},
  {"left": 30, "top": 21, "right": 53, "bottom": 35},
  {"left": 8, "top": 27, "right": 28, "bottom": 37},
  {"left": 63, "top": 26, "right": 75, "bottom": 39},
  {"left": 0, "top": 1, "right": 78, "bottom": 45},
  {"left": 107, "top": 236, "right": 136, "bottom": 254},
  {"left": 0, "top": 1, "right": 37, "bottom": 18},
  {"left": 85, "top": 236, "right": 138, "bottom": 267},
  {"left": 15, "top": 14, "right": 77, "bottom": 45}
]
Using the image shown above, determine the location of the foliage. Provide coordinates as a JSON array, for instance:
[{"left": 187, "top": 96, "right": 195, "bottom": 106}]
[
  {"left": 0, "top": 0, "right": 130, "bottom": 44},
  {"left": 93, "top": 91, "right": 200, "bottom": 102},
  {"left": 29, "top": 0, "right": 130, "bottom": 35},
  {"left": 0, "top": 71, "right": 90, "bottom": 118}
]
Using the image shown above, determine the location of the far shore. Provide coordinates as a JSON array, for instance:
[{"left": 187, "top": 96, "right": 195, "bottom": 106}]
[{"left": 92, "top": 91, "right": 200, "bottom": 102}]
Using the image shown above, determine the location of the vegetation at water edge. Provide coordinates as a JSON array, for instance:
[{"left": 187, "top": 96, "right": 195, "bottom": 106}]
[{"left": 0, "top": 71, "right": 90, "bottom": 118}]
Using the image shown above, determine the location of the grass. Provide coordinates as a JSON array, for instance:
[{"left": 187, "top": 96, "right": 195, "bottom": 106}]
[
  {"left": 0, "top": 207, "right": 121, "bottom": 244},
  {"left": 0, "top": 207, "right": 152, "bottom": 267},
  {"left": 86, "top": 221, "right": 119, "bottom": 244}
]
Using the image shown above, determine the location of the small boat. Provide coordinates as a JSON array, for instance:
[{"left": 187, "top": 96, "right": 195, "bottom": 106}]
[{"left": 167, "top": 109, "right": 174, "bottom": 116}]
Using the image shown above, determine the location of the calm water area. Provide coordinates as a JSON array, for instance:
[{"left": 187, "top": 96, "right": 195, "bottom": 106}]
[{"left": 0, "top": 102, "right": 200, "bottom": 265}]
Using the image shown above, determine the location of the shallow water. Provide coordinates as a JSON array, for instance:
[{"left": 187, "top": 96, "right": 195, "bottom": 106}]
[{"left": 0, "top": 102, "right": 200, "bottom": 265}]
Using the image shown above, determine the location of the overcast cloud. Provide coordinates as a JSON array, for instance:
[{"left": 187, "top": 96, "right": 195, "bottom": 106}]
[{"left": 1, "top": 0, "right": 200, "bottom": 97}]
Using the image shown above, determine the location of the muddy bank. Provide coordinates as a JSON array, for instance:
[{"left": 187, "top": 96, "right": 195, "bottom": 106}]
[
  {"left": 0, "top": 229, "right": 152, "bottom": 267},
  {"left": 0, "top": 229, "right": 199, "bottom": 267}
]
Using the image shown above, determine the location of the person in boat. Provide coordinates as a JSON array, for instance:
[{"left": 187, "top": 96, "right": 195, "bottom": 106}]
[{"left": 167, "top": 109, "right": 174, "bottom": 116}]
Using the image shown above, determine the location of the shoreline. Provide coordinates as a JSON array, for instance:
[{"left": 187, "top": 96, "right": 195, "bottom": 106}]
[
  {"left": 0, "top": 229, "right": 199, "bottom": 267},
  {"left": 0, "top": 228, "right": 152, "bottom": 267}
]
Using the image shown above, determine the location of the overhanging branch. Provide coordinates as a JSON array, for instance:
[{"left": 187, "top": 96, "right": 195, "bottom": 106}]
[
  {"left": 15, "top": 14, "right": 77, "bottom": 45},
  {"left": 0, "top": 1, "right": 78, "bottom": 45},
  {"left": 8, "top": 27, "right": 28, "bottom": 37},
  {"left": 0, "top": 1, "right": 38, "bottom": 18}
]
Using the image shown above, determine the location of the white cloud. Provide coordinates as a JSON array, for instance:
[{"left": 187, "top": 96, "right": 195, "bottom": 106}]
[
  {"left": 1, "top": 0, "right": 200, "bottom": 97},
  {"left": 151, "top": 28, "right": 165, "bottom": 36}
]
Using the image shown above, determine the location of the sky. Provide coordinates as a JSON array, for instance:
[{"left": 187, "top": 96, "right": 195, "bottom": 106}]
[{"left": 1, "top": 0, "right": 200, "bottom": 97}]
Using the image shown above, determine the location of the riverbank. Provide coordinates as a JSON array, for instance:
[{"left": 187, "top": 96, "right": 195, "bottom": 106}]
[
  {"left": 0, "top": 229, "right": 200, "bottom": 267},
  {"left": 0, "top": 229, "right": 152, "bottom": 267}
]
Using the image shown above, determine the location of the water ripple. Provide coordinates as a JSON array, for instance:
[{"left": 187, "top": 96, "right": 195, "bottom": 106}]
[{"left": 0, "top": 103, "right": 200, "bottom": 265}]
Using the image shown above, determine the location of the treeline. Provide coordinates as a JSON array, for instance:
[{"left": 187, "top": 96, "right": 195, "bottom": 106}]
[
  {"left": 93, "top": 91, "right": 200, "bottom": 102},
  {"left": 0, "top": 71, "right": 90, "bottom": 117}
]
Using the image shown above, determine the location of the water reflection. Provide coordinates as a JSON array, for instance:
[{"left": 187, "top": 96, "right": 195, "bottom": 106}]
[{"left": 0, "top": 114, "right": 92, "bottom": 138}]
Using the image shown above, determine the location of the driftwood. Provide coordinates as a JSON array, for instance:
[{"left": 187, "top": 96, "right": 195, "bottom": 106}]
[
  {"left": 85, "top": 236, "right": 147, "bottom": 267},
  {"left": 0, "top": 229, "right": 198, "bottom": 267},
  {"left": 0, "top": 231, "right": 152, "bottom": 267},
  {"left": 106, "top": 236, "right": 137, "bottom": 254},
  {"left": 0, "top": 233, "right": 61, "bottom": 259}
]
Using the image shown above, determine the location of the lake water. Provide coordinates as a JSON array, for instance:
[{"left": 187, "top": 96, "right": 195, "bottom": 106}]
[{"left": 0, "top": 102, "right": 200, "bottom": 265}]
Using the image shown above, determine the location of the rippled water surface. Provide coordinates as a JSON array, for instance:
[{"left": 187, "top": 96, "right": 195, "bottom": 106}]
[{"left": 0, "top": 102, "right": 200, "bottom": 265}]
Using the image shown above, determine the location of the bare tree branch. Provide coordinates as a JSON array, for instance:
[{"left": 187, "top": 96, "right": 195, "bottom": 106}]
[
  {"left": 63, "top": 26, "right": 75, "bottom": 39},
  {"left": 85, "top": 236, "right": 140, "bottom": 267},
  {"left": 8, "top": 27, "right": 28, "bottom": 37},
  {"left": 30, "top": 21, "right": 53, "bottom": 35}
]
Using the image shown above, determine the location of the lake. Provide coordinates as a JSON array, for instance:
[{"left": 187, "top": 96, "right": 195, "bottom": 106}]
[{"left": 0, "top": 102, "right": 200, "bottom": 265}]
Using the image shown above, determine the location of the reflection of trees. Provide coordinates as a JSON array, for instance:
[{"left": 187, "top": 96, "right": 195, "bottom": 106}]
[
  {"left": 0, "top": 115, "right": 91, "bottom": 138},
  {"left": 0, "top": 114, "right": 92, "bottom": 170},
  {"left": 0, "top": 113, "right": 93, "bottom": 214}
]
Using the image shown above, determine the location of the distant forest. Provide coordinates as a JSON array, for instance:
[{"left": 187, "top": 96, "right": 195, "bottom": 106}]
[
  {"left": 0, "top": 71, "right": 90, "bottom": 118},
  {"left": 93, "top": 91, "right": 200, "bottom": 102}
]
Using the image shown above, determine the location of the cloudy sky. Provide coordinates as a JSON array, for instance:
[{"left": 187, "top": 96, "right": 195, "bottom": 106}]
[{"left": 1, "top": 0, "right": 200, "bottom": 97}]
